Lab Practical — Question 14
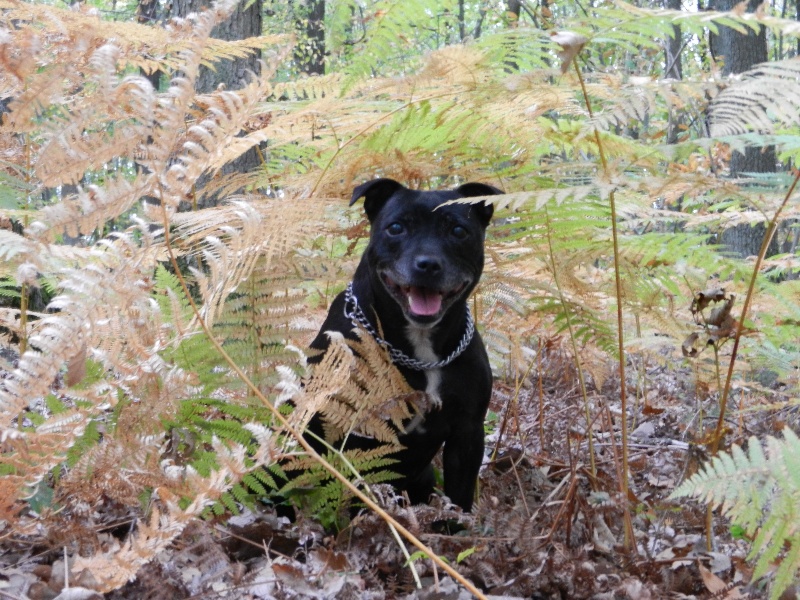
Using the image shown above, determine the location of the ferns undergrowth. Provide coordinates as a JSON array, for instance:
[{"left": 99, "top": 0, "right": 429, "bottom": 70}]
[{"left": 1, "top": 0, "right": 800, "bottom": 595}]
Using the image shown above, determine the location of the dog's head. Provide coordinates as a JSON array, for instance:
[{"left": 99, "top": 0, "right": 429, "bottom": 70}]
[{"left": 351, "top": 178, "right": 503, "bottom": 327}]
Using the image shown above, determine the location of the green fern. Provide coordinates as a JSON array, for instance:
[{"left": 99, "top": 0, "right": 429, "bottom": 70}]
[
  {"left": 170, "top": 398, "right": 272, "bottom": 448},
  {"left": 0, "top": 277, "right": 21, "bottom": 300},
  {"left": 212, "top": 257, "right": 310, "bottom": 392},
  {"left": 476, "top": 28, "right": 553, "bottom": 73},
  {"left": 281, "top": 446, "right": 400, "bottom": 530},
  {"left": 166, "top": 395, "right": 277, "bottom": 516},
  {"left": 64, "top": 419, "right": 102, "bottom": 469},
  {"left": 342, "top": 0, "right": 431, "bottom": 83},
  {"left": 671, "top": 429, "right": 800, "bottom": 599},
  {"left": 153, "top": 264, "right": 194, "bottom": 334}
]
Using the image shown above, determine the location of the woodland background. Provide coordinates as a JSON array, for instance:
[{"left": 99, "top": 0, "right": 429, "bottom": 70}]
[{"left": 2, "top": 0, "right": 800, "bottom": 598}]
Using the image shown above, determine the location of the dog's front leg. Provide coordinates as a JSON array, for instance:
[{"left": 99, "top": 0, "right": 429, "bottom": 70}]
[{"left": 442, "top": 424, "right": 485, "bottom": 511}]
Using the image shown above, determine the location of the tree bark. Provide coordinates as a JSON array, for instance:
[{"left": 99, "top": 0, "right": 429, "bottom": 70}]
[
  {"left": 507, "top": 0, "right": 522, "bottom": 25},
  {"left": 719, "top": 222, "right": 780, "bottom": 259},
  {"left": 170, "top": 0, "right": 264, "bottom": 208},
  {"left": 709, "top": 0, "right": 780, "bottom": 258},
  {"left": 171, "top": 0, "right": 263, "bottom": 93},
  {"left": 294, "top": 0, "right": 326, "bottom": 75},
  {"left": 458, "top": 0, "right": 466, "bottom": 42},
  {"left": 473, "top": 3, "right": 488, "bottom": 40},
  {"left": 137, "top": 0, "right": 161, "bottom": 90},
  {"left": 503, "top": 0, "right": 522, "bottom": 72},
  {"left": 709, "top": 0, "right": 775, "bottom": 176},
  {"left": 664, "top": 0, "right": 682, "bottom": 80},
  {"left": 665, "top": 0, "right": 683, "bottom": 144}
]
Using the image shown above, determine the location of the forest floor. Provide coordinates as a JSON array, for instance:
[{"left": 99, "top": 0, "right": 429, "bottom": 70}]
[{"left": 1, "top": 341, "right": 793, "bottom": 599}]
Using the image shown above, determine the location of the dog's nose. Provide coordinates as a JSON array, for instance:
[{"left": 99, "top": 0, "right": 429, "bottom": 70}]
[{"left": 414, "top": 256, "right": 441, "bottom": 274}]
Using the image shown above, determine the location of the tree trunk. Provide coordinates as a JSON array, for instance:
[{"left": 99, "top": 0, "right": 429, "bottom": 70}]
[
  {"left": 170, "top": 0, "right": 264, "bottom": 208},
  {"left": 473, "top": 3, "right": 488, "bottom": 40},
  {"left": 507, "top": 0, "right": 522, "bottom": 25},
  {"left": 665, "top": 0, "right": 683, "bottom": 144},
  {"left": 503, "top": 0, "right": 522, "bottom": 72},
  {"left": 294, "top": 0, "right": 326, "bottom": 75},
  {"left": 458, "top": 0, "right": 466, "bottom": 42},
  {"left": 171, "top": 0, "right": 263, "bottom": 93},
  {"left": 137, "top": 0, "right": 161, "bottom": 90},
  {"left": 719, "top": 222, "right": 779, "bottom": 259},
  {"left": 664, "top": 0, "right": 682, "bottom": 80},
  {"left": 709, "top": 0, "right": 779, "bottom": 258},
  {"left": 709, "top": 0, "right": 775, "bottom": 176}
]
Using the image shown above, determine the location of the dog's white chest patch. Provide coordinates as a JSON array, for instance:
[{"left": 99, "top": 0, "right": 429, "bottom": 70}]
[{"left": 404, "top": 326, "right": 442, "bottom": 434}]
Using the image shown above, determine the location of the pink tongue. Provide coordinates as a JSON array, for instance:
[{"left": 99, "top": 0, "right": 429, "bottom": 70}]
[{"left": 407, "top": 286, "right": 442, "bottom": 316}]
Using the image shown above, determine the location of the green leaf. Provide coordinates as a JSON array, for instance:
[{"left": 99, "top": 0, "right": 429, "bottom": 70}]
[{"left": 456, "top": 547, "right": 477, "bottom": 564}]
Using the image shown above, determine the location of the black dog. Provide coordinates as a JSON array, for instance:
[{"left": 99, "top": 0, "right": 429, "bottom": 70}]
[{"left": 306, "top": 178, "right": 502, "bottom": 512}]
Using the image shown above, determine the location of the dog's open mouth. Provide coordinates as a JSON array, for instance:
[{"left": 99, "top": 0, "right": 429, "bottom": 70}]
[
  {"left": 406, "top": 286, "right": 443, "bottom": 316},
  {"left": 382, "top": 274, "right": 468, "bottom": 319}
]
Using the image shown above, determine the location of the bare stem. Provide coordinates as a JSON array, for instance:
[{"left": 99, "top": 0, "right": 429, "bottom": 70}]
[
  {"left": 572, "top": 57, "right": 634, "bottom": 550},
  {"left": 19, "top": 282, "right": 28, "bottom": 355},
  {"left": 544, "top": 206, "right": 596, "bottom": 477},
  {"left": 712, "top": 168, "right": 800, "bottom": 455}
]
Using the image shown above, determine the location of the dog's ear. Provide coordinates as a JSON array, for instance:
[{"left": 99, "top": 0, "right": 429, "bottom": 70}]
[
  {"left": 350, "top": 178, "right": 406, "bottom": 222},
  {"left": 454, "top": 182, "right": 503, "bottom": 227}
]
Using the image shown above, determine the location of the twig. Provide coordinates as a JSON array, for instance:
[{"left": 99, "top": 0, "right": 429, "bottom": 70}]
[
  {"left": 706, "top": 168, "right": 800, "bottom": 550},
  {"left": 571, "top": 56, "right": 634, "bottom": 551},
  {"left": 544, "top": 205, "right": 596, "bottom": 477}
]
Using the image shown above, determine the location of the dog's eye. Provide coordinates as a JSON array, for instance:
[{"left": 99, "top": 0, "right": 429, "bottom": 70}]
[
  {"left": 451, "top": 225, "right": 468, "bottom": 239},
  {"left": 387, "top": 222, "right": 405, "bottom": 236}
]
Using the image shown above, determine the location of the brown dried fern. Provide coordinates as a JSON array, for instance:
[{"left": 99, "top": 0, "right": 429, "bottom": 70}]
[
  {"left": 0, "top": 0, "right": 296, "bottom": 577},
  {"left": 284, "top": 328, "right": 429, "bottom": 448}
]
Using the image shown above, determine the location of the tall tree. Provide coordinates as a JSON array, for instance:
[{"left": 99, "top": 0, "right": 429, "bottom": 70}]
[
  {"left": 664, "top": 0, "right": 683, "bottom": 144},
  {"left": 457, "top": 0, "right": 466, "bottom": 42},
  {"left": 169, "top": 0, "right": 264, "bottom": 208},
  {"left": 294, "top": 0, "right": 326, "bottom": 75},
  {"left": 171, "top": 0, "right": 263, "bottom": 93},
  {"left": 507, "top": 0, "right": 522, "bottom": 25},
  {"left": 710, "top": 0, "right": 778, "bottom": 257},
  {"left": 709, "top": 0, "right": 775, "bottom": 176},
  {"left": 137, "top": 0, "right": 161, "bottom": 90},
  {"left": 664, "top": 0, "right": 682, "bottom": 80}
]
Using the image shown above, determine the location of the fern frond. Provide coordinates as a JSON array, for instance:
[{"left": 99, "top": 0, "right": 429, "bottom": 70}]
[
  {"left": 342, "top": 0, "right": 430, "bottom": 81},
  {"left": 476, "top": 28, "right": 554, "bottom": 74},
  {"left": 36, "top": 72, "right": 154, "bottom": 186},
  {"left": 169, "top": 198, "right": 320, "bottom": 328},
  {"left": 38, "top": 176, "right": 152, "bottom": 239},
  {"left": 0, "top": 221, "right": 171, "bottom": 501},
  {"left": 710, "top": 58, "right": 800, "bottom": 137},
  {"left": 291, "top": 328, "right": 424, "bottom": 447},
  {"left": 184, "top": 54, "right": 285, "bottom": 176},
  {"left": 67, "top": 431, "right": 270, "bottom": 592},
  {"left": 671, "top": 429, "right": 800, "bottom": 599},
  {"left": 272, "top": 73, "right": 346, "bottom": 100}
]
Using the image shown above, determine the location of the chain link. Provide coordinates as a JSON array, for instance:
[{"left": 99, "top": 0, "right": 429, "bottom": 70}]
[{"left": 343, "top": 283, "right": 474, "bottom": 371}]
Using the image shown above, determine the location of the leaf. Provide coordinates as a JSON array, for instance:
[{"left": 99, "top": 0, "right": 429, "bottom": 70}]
[
  {"left": 698, "top": 563, "right": 727, "bottom": 594},
  {"left": 457, "top": 547, "right": 477, "bottom": 563},
  {"left": 691, "top": 288, "right": 727, "bottom": 314},
  {"left": 550, "top": 31, "right": 588, "bottom": 74}
]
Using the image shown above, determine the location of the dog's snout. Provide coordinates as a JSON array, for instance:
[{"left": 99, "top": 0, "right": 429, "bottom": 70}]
[{"left": 414, "top": 255, "right": 442, "bottom": 274}]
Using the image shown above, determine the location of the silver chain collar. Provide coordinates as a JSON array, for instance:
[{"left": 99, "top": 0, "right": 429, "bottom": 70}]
[{"left": 343, "top": 283, "right": 475, "bottom": 371}]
